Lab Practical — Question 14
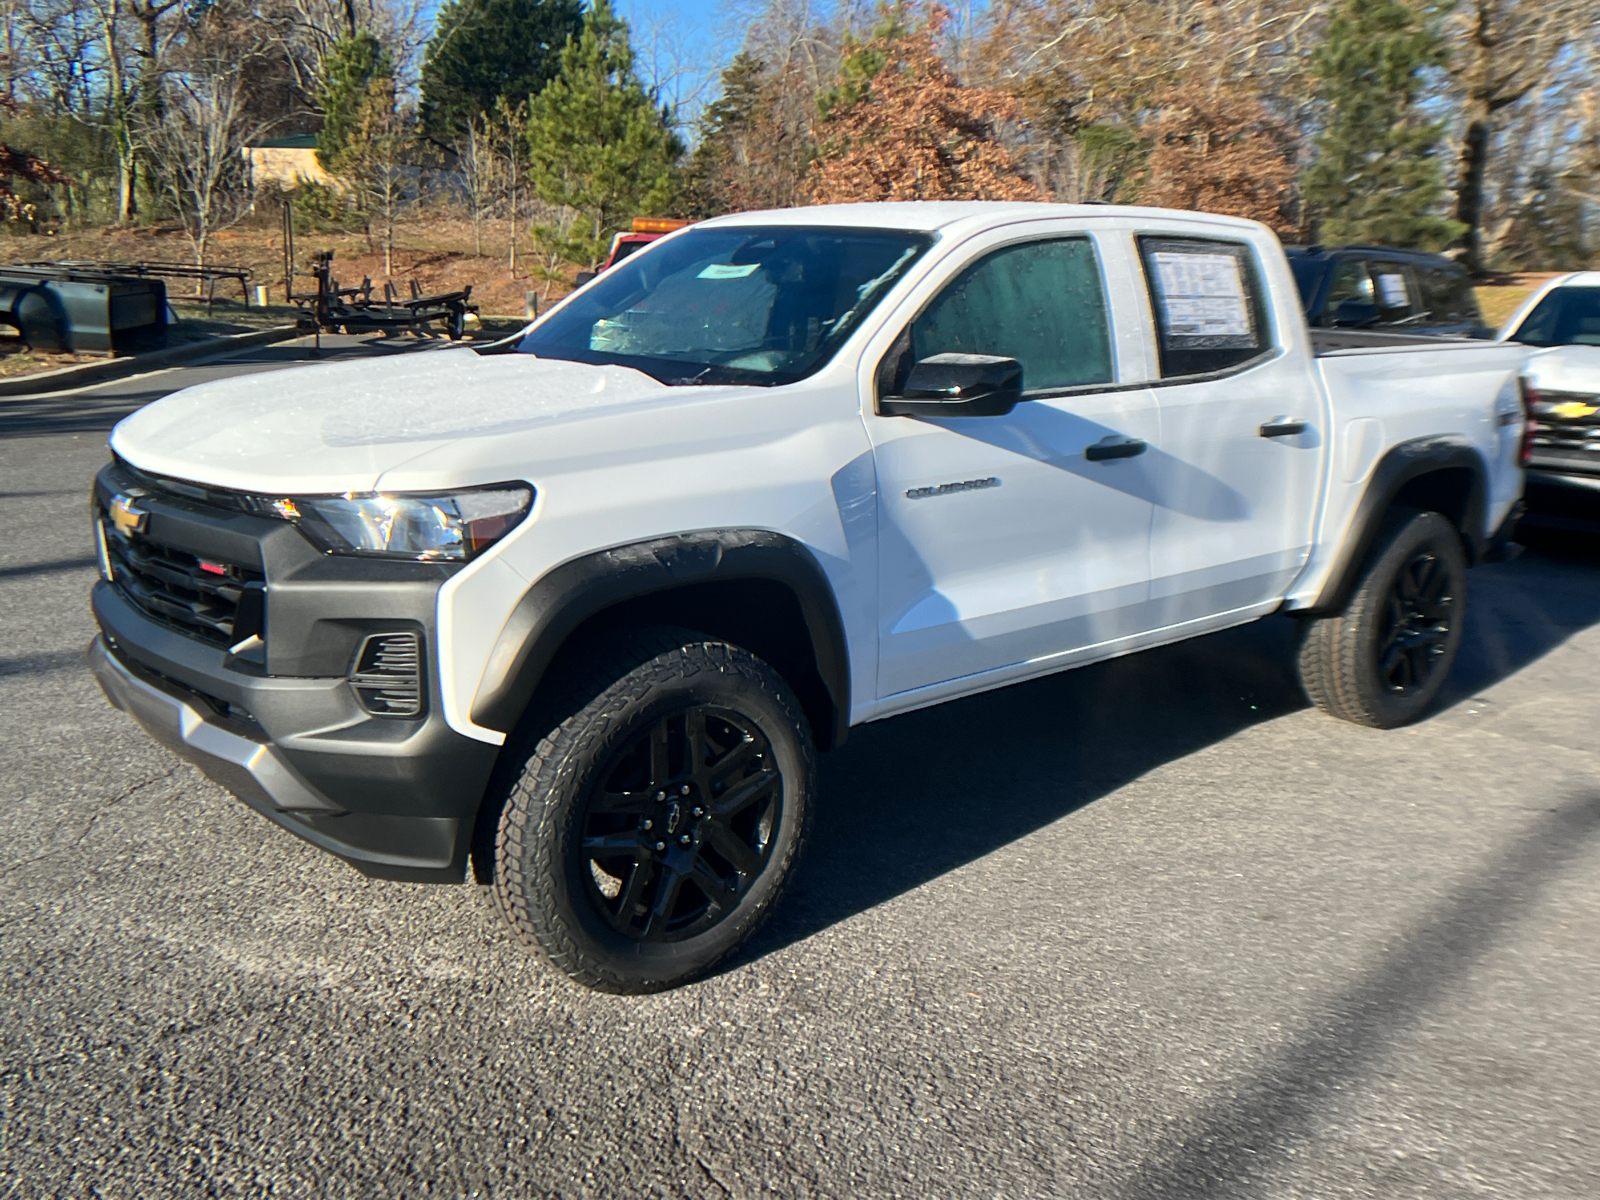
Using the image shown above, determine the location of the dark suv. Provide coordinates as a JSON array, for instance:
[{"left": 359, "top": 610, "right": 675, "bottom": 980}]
[{"left": 1286, "top": 244, "right": 1491, "bottom": 339}]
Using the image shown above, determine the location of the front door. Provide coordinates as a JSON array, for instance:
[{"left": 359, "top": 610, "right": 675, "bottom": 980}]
[{"left": 864, "top": 233, "right": 1161, "bottom": 700}]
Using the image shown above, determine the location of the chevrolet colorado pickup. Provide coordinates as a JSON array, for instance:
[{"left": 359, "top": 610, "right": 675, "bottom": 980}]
[{"left": 88, "top": 202, "right": 1530, "bottom": 992}]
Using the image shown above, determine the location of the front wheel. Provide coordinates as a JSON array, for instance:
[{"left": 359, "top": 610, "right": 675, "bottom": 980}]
[
  {"left": 1296, "top": 508, "right": 1467, "bottom": 728},
  {"left": 492, "top": 628, "right": 815, "bottom": 993}
]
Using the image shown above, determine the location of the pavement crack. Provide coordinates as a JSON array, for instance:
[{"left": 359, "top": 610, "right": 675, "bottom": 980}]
[{"left": 3, "top": 766, "right": 180, "bottom": 872}]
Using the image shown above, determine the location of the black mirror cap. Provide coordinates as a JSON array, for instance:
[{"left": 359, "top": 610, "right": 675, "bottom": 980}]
[
  {"left": 573, "top": 270, "right": 597, "bottom": 287},
  {"left": 880, "top": 353, "right": 1025, "bottom": 418}
]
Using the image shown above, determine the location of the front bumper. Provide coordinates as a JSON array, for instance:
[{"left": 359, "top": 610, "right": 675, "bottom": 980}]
[
  {"left": 90, "top": 628, "right": 497, "bottom": 881},
  {"left": 87, "top": 458, "right": 501, "bottom": 881}
]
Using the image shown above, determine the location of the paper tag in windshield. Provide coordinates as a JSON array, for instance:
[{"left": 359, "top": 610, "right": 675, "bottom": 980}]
[
  {"left": 1377, "top": 272, "right": 1409, "bottom": 308},
  {"left": 1152, "top": 252, "right": 1252, "bottom": 340},
  {"left": 698, "top": 263, "right": 760, "bottom": 280}
]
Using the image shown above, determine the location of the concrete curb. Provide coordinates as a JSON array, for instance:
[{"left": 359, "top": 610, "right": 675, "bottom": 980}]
[{"left": 0, "top": 324, "right": 305, "bottom": 398}]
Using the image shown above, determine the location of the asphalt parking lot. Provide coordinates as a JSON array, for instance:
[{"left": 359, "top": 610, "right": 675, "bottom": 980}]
[{"left": 3, "top": 344, "right": 1599, "bottom": 1198}]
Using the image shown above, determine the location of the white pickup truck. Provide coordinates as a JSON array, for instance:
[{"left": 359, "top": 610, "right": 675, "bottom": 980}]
[{"left": 89, "top": 202, "right": 1529, "bottom": 991}]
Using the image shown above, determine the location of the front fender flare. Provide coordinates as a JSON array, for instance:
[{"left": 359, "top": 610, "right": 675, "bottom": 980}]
[{"left": 470, "top": 529, "right": 851, "bottom": 744}]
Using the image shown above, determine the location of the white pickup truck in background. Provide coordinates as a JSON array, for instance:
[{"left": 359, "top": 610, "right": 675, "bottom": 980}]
[{"left": 89, "top": 202, "right": 1530, "bottom": 991}]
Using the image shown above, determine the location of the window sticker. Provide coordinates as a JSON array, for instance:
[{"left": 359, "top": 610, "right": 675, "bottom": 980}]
[
  {"left": 1151, "top": 252, "right": 1253, "bottom": 341},
  {"left": 1377, "top": 272, "right": 1410, "bottom": 308},
  {"left": 697, "top": 262, "right": 761, "bottom": 280}
]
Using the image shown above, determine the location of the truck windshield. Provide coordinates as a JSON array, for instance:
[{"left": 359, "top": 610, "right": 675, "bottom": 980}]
[
  {"left": 1507, "top": 286, "right": 1600, "bottom": 346},
  {"left": 518, "top": 226, "right": 934, "bottom": 385}
]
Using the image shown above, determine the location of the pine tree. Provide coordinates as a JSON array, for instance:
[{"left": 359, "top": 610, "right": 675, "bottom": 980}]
[
  {"left": 525, "top": 0, "right": 683, "bottom": 271},
  {"left": 316, "top": 33, "right": 394, "bottom": 173},
  {"left": 420, "top": 0, "right": 583, "bottom": 142},
  {"left": 684, "top": 52, "right": 813, "bottom": 215},
  {"left": 1301, "top": 0, "right": 1463, "bottom": 249}
]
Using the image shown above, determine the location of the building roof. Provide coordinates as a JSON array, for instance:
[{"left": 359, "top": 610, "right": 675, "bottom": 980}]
[{"left": 247, "top": 134, "right": 320, "bottom": 150}]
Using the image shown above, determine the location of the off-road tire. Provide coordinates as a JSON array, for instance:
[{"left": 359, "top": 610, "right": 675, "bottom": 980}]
[
  {"left": 492, "top": 626, "right": 815, "bottom": 993},
  {"left": 1297, "top": 508, "right": 1467, "bottom": 729}
]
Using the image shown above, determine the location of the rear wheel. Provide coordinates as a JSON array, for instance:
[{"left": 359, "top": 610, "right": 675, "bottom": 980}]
[
  {"left": 1297, "top": 508, "right": 1467, "bottom": 728},
  {"left": 492, "top": 628, "right": 814, "bottom": 993}
]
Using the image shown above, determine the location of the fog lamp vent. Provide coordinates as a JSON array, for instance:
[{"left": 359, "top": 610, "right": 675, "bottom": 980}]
[{"left": 349, "top": 632, "right": 423, "bottom": 717}]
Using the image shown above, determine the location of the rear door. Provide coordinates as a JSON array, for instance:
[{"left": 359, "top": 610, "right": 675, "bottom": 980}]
[{"left": 1136, "top": 234, "right": 1326, "bottom": 626}]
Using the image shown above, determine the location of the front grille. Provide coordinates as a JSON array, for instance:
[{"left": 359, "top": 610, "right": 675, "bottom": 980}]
[
  {"left": 1528, "top": 389, "right": 1600, "bottom": 458},
  {"left": 348, "top": 632, "right": 424, "bottom": 717},
  {"left": 101, "top": 520, "right": 265, "bottom": 647}
]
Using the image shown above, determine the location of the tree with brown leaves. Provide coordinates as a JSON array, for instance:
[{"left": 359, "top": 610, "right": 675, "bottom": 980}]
[
  {"left": 1137, "top": 85, "right": 1299, "bottom": 232},
  {"left": 808, "top": 24, "right": 1043, "bottom": 205}
]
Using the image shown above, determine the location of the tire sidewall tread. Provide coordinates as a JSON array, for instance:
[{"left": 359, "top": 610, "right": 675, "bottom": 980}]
[
  {"left": 493, "top": 626, "right": 815, "bottom": 993},
  {"left": 1297, "top": 508, "right": 1467, "bottom": 729}
]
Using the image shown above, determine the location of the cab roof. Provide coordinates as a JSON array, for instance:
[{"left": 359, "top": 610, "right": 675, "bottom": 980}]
[{"left": 695, "top": 201, "right": 1267, "bottom": 236}]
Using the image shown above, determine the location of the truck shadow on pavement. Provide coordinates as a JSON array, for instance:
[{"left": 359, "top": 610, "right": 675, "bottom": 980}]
[{"left": 741, "top": 537, "right": 1600, "bottom": 967}]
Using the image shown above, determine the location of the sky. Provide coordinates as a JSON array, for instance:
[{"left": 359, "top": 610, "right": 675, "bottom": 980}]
[{"left": 615, "top": 0, "right": 738, "bottom": 122}]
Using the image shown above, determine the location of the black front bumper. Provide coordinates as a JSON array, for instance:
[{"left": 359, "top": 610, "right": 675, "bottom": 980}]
[{"left": 88, "top": 463, "right": 501, "bottom": 882}]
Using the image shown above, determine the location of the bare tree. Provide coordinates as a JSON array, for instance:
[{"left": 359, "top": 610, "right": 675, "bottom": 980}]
[
  {"left": 1444, "top": 0, "right": 1600, "bottom": 271},
  {"left": 450, "top": 108, "right": 495, "bottom": 256},
  {"left": 140, "top": 60, "right": 267, "bottom": 266},
  {"left": 336, "top": 72, "right": 413, "bottom": 276}
]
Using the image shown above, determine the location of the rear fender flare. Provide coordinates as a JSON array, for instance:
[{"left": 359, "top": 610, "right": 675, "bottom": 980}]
[
  {"left": 470, "top": 529, "right": 851, "bottom": 746},
  {"left": 1307, "top": 436, "right": 1489, "bottom": 615}
]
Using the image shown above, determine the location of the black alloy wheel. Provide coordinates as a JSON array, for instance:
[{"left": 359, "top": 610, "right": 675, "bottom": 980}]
[
  {"left": 1296, "top": 508, "right": 1468, "bottom": 728},
  {"left": 578, "top": 706, "right": 782, "bottom": 942},
  {"left": 1377, "top": 549, "right": 1457, "bottom": 695},
  {"left": 492, "top": 627, "right": 814, "bottom": 992}
]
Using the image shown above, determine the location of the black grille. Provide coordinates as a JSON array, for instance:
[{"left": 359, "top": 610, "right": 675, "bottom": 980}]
[
  {"left": 102, "top": 520, "right": 265, "bottom": 647},
  {"left": 349, "top": 632, "right": 424, "bottom": 717}
]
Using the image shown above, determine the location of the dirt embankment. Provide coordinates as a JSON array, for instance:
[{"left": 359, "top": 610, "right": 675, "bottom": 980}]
[{"left": 2, "top": 215, "right": 577, "bottom": 318}]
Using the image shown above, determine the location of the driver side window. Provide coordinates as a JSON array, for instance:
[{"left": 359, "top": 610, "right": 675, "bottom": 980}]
[{"left": 880, "top": 238, "right": 1114, "bottom": 397}]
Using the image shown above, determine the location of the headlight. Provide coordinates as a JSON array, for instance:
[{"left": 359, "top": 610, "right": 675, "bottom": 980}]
[{"left": 272, "top": 484, "right": 533, "bottom": 562}]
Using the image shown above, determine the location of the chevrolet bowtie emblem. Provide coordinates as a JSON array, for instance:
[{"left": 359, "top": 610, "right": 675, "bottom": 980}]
[{"left": 108, "top": 493, "right": 148, "bottom": 539}]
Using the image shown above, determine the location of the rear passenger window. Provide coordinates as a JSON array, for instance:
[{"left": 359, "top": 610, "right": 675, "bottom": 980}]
[
  {"left": 1370, "top": 262, "right": 1416, "bottom": 322},
  {"left": 895, "top": 237, "right": 1114, "bottom": 395},
  {"left": 1138, "top": 237, "right": 1271, "bottom": 378}
]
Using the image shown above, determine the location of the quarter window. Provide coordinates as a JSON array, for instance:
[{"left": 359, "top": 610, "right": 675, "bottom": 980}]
[
  {"left": 1138, "top": 237, "right": 1271, "bottom": 378},
  {"left": 883, "top": 237, "right": 1114, "bottom": 397},
  {"left": 1417, "top": 263, "right": 1481, "bottom": 323}
]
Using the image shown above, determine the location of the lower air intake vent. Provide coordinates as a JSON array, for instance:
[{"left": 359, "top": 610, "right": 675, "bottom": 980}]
[{"left": 349, "top": 632, "right": 424, "bottom": 717}]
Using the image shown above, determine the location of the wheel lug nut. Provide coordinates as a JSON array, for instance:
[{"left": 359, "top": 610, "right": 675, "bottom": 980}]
[
  {"left": 679, "top": 834, "right": 691, "bottom": 846},
  {"left": 680, "top": 785, "right": 691, "bottom": 795},
  {"left": 654, "top": 841, "right": 666, "bottom": 851},
  {"left": 655, "top": 791, "right": 665, "bottom": 801},
  {"left": 642, "top": 819, "right": 653, "bottom": 830},
  {"left": 691, "top": 806, "right": 703, "bottom": 818}
]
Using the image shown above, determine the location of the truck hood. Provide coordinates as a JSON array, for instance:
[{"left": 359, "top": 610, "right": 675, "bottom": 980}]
[
  {"left": 1522, "top": 344, "right": 1600, "bottom": 395},
  {"left": 109, "top": 349, "right": 728, "bottom": 494}
]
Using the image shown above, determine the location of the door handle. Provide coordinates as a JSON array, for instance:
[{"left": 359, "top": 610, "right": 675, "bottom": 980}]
[
  {"left": 1259, "top": 417, "right": 1309, "bottom": 438},
  {"left": 1085, "top": 435, "right": 1148, "bottom": 462}
]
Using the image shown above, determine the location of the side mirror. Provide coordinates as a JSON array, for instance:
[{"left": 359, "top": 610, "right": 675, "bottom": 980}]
[
  {"left": 880, "top": 354, "right": 1025, "bottom": 418},
  {"left": 573, "top": 270, "right": 597, "bottom": 287},
  {"left": 1330, "top": 299, "right": 1379, "bottom": 328}
]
